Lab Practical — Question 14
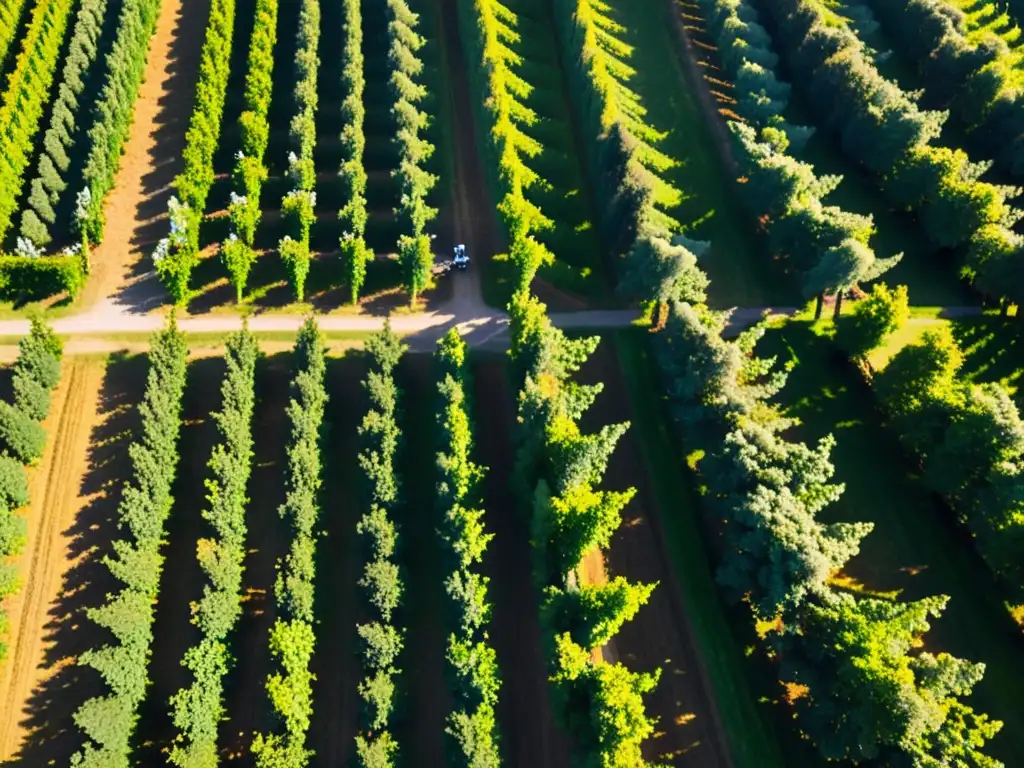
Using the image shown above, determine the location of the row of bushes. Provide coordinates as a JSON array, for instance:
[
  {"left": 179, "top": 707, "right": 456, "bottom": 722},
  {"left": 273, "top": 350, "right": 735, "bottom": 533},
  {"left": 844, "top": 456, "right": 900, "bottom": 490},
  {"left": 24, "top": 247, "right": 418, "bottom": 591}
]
[
  {"left": 0, "top": 0, "right": 77, "bottom": 245},
  {"left": 650, "top": 297, "right": 1001, "bottom": 764},
  {"left": 433, "top": 329, "right": 501, "bottom": 766},
  {"left": 508, "top": 291, "right": 661, "bottom": 766},
  {"left": 251, "top": 319, "right": 327, "bottom": 768},
  {"left": 339, "top": 0, "right": 373, "bottom": 305},
  {"left": 222, "top": 0, "right": 280, "bottom": 303},
  {"left": 278, "top": 0, "right": 321, "bottom": 303},
  {"left": 0, "top": 254, "right": 85, "bottom": 301},
  {"left": 387, "top": 0, "right": 438, "bottom": 302},
  {"left": 19, "top": 0, "right": 111, "bottom": 250},
  {"left": 458, "top": 0, "right": 556, "bottom": 293},
  {"left": 698, "top": 0, "right": 901, "bottom": 317},
  {"left": 0, "top": 0, "right": 31, "bottom": 71},
  {"left": 354, "top": 322, "right": 407, "bottom": 766},
  {"left": 168, "top": 328, "right": 258, "bottom": 767},
  {"left": 0, "top": 319, "right": 63, "bottom": 664},
  {"left": 156, "top": 0, "right": 238, "bottom": 305},
  {"left": 78, "top": 0, "right": 162, "bottom": 244},
  {"left": 71, "top": 319, "right": 189, "bottom": 768}
]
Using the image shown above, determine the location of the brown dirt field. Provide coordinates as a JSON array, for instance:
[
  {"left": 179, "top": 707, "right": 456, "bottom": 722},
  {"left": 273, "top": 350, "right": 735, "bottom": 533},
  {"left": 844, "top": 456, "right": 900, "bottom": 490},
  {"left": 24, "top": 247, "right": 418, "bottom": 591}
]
[
  {"left": 393, "top": 356, "right": 449, "bottom": 765},
  {"left": 578, "top": 340, "right": 731, "bottom": 767},
  {"left": 220, "top": 356, "right": 291, "bottom": 760},
  {"left": 81, "top": 0, "right": 211, "bottom": 313},
  {"left": 308, "top": 353, "right": 366, "bottom": 767},
  {"left": 471, "top": 357, "right": 573, "bottom": 768},
  {"left": 0, "top": 354, "right": 148, "bottom": 764},
  {"left": 133, "top": 357, "right": 226, "bottom": 762}
]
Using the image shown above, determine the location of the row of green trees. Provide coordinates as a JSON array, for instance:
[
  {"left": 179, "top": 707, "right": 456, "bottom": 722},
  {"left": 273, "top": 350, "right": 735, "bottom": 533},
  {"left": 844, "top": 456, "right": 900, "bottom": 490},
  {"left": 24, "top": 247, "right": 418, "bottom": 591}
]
[
  {"left": 18, "top": 0, "right": 111, "bottom": 250},
  {"left": 0, "top": 318, "right": 63, "bottom": 663},
  {"left": 0, "top": 0, "right": 31, "bottom": 71},
  {"left": 168, "top": 327, "right": 258, "bottom": 767},
  {"left": 433, "top": 329, "right": 501, "bottom": 766},
  {"left": 387, "top": 0, "right": 437, "bottom": 302},
  {"left": 508, "top": 291, "right": 661, "bottom": 766},
  {"left": 458, "top": 0, "right": 555, "bottom": 293},
  {"left": 698, "top": 0, "right": 901, "bottom": 318},
  {"left": 71, "top": 319, "right": 189, "bottom": 768},
  {"left": 251, "top": 319, "right": 326, "bottom": 768},
  {"left": 279, "top": 0, "right": 321, "bottom": 303},
  {"left": 650, "top": 296, "right": 1002, "bottom": 764},
  {"left": 354, "top": 322, "right": 407, "bottom": 767},
  {"left": 761, "top": 0, "right": 1024, "bottom": 310},
  {"left": 339, "top": 0, "right": 373, "bottom": 305},
  {"left": 156, "top": 0, "right": 238, "bottom": 305},
  {"left": 222, "top": 0, "right": 280, "bottom": 303},
  {"left": 0, "top": 0, "right": 77, "bottom": 245}
]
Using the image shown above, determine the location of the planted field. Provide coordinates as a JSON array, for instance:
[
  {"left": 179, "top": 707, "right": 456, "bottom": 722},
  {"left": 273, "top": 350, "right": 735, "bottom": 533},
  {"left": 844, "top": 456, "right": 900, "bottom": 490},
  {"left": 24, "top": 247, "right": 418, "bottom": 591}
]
[{"left": 0, "top": 0, "right": 1021, "bottom": 766}]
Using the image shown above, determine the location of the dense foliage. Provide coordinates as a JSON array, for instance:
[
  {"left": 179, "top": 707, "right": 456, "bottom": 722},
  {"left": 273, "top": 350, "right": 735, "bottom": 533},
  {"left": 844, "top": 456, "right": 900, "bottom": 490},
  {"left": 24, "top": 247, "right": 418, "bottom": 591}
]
[
  {"left": 0, "top": 0, "right": 78, "bottom": 245},
  {"left": 508, "top": 291, "right": 662, "bottom": 767},
  {"left": 0, "top": 254, "right": 85, "bottom": 301},
  {"left": 339, "top": 0, "right": 373, "bottom": 304},
  {"left": 71, "top": 319, "right": 188, "bottom": 768},
  {"left": 387, "top": 0, "right": 438, "bottom": 301},
  {"left": 650, "top": 298, "right": 1002, "bottom": 764},
  {"left": 433, "top": 330, "right": 501, "bottom": 766},
  {"left": 0, "top": 318, "right": 62, "bottom": 663},
  {"left": 0, "top": 0, "right": 32, "bottom": 72},
  {"left": 251, "top": 319, "right": 326, "bottom": 767},
  {"left": 169, "top": 327, "right": 258, "bottom": 767},
  {"left": 279, "top": 0, "right": 321, "bottom": 302},
  {"left": 355, "top": 322, "right": 407, "bottom": 766},
  {"left": 157, "top": 0, "right": 238, "bottom": 304},
  {"left": 17, "top": 0, "right": 111, "bottom": 250},
  {"left": 876, "top": 326, "right": 1024, "bottom": 626},
  {"left": 223, "top": 0, "right": 279, "bottom": 302},
  {"left": 78, "top": 0, "right": 163, "bottom": 244}
]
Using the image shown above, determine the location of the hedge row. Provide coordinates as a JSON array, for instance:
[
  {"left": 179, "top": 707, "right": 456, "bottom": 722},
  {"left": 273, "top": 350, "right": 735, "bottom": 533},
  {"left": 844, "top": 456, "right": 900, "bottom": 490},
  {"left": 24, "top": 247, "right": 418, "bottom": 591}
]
[
  {"left": 168, "top": 327, "right": 258, "bottom": 767},
  {"left": 387, "top": 0, "right": 438, "bottom": 301},
  {"left": 339, "top": 0, "right": 372, "bottom": 304},
  {"left": 78, "top": 0, "right": 163, "bottom": 244},
  {"left": 223, "top": 0, "right": 279, "bottom": 303},
  {"left": 0, "top": 318, "right": 62, "bottom": 665},
  {"left": 650, "top": 297, "right": 1001, "bottom": 764},
  {"left": 251, "top": 319, "right": 326, "bottom": 768},
  {"left": 0, "top": 0, "right": 78, "bottom": 245},
  {"left": 71, "top": 319, "right": 188, "bottom": 768},
  {"left": 278, "top": 0, "right": 321, "bottom": 302},
  {"left": 507, "top": 291, "right": 660, "bottom": 767},
  {"left": 697, "top": 0, "right": 900, "bottom": 318},
  {"left": 0, "top": 254, "right": 85, "bottom": 301},
  {"left": 759, "top": 0, "right": 1021, "bottom": 275},
  {"left": 18, "top": 0, "right": 112, "bottom": 250},
  {"left": 156, "top": 0, "right": 238, "bottom": 305},
  {"left": 354, "top": 322, "right": 407, "bottom": 766},
  {"left": 0, "top": 0, "right": 31, "bottom": 71},
  {"left": 433, "top": 329, "right": 501, "bottom": 766}
]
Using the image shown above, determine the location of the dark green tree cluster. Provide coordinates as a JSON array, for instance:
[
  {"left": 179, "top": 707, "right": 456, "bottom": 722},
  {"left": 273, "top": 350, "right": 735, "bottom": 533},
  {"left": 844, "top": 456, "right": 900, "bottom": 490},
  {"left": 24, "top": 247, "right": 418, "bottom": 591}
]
[
  {"left": 433, "top": 329, "right": 501, "bottom": 766},
  {"left": 508, "top": 290, "right": 662, "bottom": 767},
  {"left": 387, "top": 0, "right": 438, "bottom": 302},
  {"left": 876, "top": 326, "right": 1024, "bottom": 625},
  {"left": 355, "top": 322, "right": 407, "bottom": 767},
  {"left": 650, "top": 298, "right": 1002, "bottom": 764},
  {"left": 168, "top": 327, "right": 258, "bottom": 767},
  {"left": 222, "top": 0, "right": 279, "bottom": 303},
  {"left": 339, "top": 0, "right": 372, "bottom": 305},
  {"left": 77, "top": 0, "right": 163, "bottom": 244},
  {"left": 251, "top": 319, "right": 326, "bottom": 768},
  {"left": 278, "top": 0, "right": 321, "bottom": 302},
  {"left": 458, "top": 0, "right": 556, "bottom": 293},
  {"left": 552, "top": 0, "right": 682, "bottom": 256},
  {"left": 157, "top": 0, "right": 238, "bottom": 305},
  {"left": 761, "top": 0, "right": 1021, "bottom": 262},
  {"left": 0, "top": 0, "right": 78, "bottom": 245},
  {"left": 18, "top": 0, "right": 111, "bottom": 250},
  {"left": 0, "top": 0, "right": 31, "bottom": 72},
  {"left": 70, "top": 318, "right": 189, "bottom": 768},
  {"left": 0, "top": 317, "right": 62, "bottom": 662}
]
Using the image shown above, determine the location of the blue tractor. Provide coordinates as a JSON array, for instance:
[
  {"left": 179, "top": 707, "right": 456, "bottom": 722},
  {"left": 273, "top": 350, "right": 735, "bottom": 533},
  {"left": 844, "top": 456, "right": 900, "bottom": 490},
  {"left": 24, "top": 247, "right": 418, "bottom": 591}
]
[{"left": 453, "top": 244, "right": 469, "bottom": 270}]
